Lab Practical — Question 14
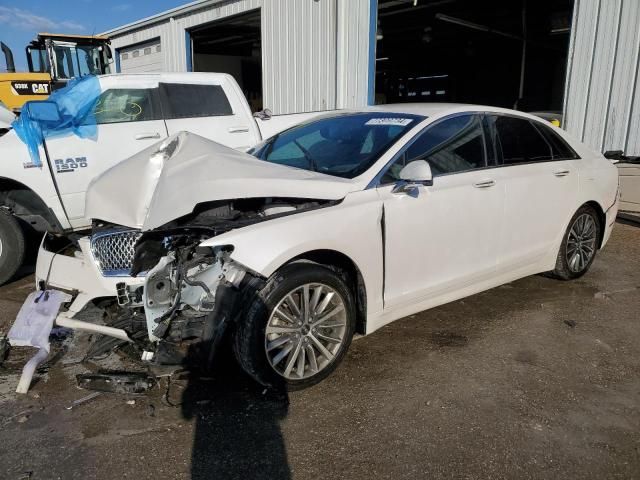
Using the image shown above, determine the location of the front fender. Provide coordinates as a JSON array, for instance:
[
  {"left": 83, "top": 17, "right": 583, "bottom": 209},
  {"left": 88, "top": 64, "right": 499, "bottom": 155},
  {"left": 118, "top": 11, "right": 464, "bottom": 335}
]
[{"left": 199, "top": 190, "right": 385, "bottom": 316}]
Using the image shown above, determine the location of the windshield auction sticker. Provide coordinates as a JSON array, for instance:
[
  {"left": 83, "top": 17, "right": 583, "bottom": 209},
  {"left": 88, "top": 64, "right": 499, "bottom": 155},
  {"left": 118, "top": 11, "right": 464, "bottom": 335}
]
[{"left": 365, "top": 118, "right": 414, "bottom": 126}]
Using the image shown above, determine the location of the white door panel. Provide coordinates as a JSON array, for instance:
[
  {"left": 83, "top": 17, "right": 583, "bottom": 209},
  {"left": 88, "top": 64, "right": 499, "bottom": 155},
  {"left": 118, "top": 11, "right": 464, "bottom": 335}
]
[
  {"left": 44, "top": 119, "right": 168, "bottom": 226},
  {"left": 380, "top": 169, "right": 505, "bottom": 309},
  {"left": 498, "top": 161, "right": 578, "bottom": 270}
]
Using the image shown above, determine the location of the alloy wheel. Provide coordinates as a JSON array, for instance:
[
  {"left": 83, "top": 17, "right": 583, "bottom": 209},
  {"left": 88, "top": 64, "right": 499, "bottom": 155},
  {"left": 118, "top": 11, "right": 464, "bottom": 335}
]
[
  {"left": 566, "top": 213, "right": 597, "bottom": 273},
  {"left": 265, "top": 283, "right": 348, "bottom": 380}
]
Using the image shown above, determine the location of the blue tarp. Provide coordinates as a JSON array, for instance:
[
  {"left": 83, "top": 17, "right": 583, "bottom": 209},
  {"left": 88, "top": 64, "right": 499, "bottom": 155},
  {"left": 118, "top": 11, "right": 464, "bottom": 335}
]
[{"left": 12, "top": 75, "right": 101, "bottom": 167}]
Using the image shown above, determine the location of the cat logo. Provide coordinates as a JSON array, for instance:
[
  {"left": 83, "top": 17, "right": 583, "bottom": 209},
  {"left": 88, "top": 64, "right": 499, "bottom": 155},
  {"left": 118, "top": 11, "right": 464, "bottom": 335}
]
[
  {"left": 31, "top": 83, "right": 50, "bottom": 94},
  {"left": 11, "top": 81, "right": 50, "bottom": 96},
  {"left": 54, "top": 157, "right": 88, "bottom": 173}
]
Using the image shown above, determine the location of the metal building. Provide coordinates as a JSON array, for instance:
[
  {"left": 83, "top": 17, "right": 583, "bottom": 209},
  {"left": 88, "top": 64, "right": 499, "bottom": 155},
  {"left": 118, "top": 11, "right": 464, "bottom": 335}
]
[
  {"left": 104, "top": 0, "right": 372, "bottom": 114},
  {"left": 104, "top": 0, "right": 640, "bottom": 156}
]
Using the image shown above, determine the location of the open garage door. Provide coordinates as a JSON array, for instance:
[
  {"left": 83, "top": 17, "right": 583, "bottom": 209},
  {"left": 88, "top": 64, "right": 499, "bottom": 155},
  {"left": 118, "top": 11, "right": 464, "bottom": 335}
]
[
  {"left": 119, "top": 40, "right": 163, "bottom": 73},
  {"left": 375, "top": 0, "right": 574, "bottom": 116},
  {"left": 190, "top": 10, "right": 262, "bottom": 112}
]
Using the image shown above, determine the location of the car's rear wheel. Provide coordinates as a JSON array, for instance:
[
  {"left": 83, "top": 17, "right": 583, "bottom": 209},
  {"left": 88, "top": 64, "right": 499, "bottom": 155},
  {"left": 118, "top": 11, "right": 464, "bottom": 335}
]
[
  {"left": 0, "top": 210, "right": 25, "bottom": 286},
  {"left": 550, "top": 205, "right": 601, "bottom": 280},
  {"left": 233, "top": 263, "right": 355, "bottom": 390}
]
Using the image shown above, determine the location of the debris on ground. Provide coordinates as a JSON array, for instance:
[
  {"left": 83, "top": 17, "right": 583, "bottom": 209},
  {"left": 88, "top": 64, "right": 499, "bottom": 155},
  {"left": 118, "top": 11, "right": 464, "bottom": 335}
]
[
  {"left": 65, "top": 391, "right": 103, "bottom": 410},
  {"left": 564, "top": 320, "right": 577, "bottom": 328},
  {"left": 77, "top": 371, "right": 156, "bottom": 394}
]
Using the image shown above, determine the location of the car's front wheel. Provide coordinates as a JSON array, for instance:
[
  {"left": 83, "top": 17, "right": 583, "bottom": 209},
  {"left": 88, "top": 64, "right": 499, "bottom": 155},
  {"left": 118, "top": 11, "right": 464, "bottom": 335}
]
[
  {"left": 233, "top": 263, "right": 355, "bottom": 390},
  {"left": 550, "top": 205, "right": 601, "bottom": 280}
]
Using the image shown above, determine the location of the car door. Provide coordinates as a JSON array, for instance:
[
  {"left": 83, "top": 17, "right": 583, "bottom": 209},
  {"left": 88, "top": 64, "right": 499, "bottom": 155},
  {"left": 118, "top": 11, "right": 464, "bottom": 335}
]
[
  {"left": 486, "top": 115, "right": 580, "bottom": 270},
  {"left": 160, "top": 82, "right": 259, "bottom": 151},
  {"left": 43, "top": 86, "right": 168, "bottom": 228},
  {"left": 377, "top": 114, "right": 505, "bottom": 309}
]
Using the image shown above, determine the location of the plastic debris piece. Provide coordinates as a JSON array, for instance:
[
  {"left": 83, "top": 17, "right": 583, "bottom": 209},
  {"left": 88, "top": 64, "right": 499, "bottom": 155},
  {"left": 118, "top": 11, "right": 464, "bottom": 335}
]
[
  {"left": 65, "top": 391, "right": 103, "bottom": 410},
  {"left": 9, "top": 290, "right": 71, "bottom": 351},
  {"left": 9, "top": 290, "right": 72, "bottom": 394}
]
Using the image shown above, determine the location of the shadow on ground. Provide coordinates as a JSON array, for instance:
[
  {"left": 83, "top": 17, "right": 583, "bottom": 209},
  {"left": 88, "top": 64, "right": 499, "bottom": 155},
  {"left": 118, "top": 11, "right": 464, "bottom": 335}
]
[{"left": 178, "top": 349, "right": 291, "bottom": 480}]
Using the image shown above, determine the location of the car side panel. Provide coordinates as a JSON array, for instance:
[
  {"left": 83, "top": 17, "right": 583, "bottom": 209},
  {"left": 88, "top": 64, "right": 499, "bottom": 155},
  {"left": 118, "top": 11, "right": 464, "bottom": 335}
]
[{"left": 198, "top": 189, "right": 385, "bottom": 320}]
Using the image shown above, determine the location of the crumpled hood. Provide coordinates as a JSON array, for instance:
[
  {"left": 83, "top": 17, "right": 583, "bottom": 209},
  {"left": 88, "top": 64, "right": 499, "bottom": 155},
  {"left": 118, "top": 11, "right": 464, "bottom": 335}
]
[{"left": 85, "top": 131, "right": 355, "bottom": 231}]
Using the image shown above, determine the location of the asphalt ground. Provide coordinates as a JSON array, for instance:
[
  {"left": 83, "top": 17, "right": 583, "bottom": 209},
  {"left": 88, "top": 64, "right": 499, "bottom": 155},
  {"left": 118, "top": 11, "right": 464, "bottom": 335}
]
[{"left": 0, "top": 222, "right": 639, "bottom": 480}]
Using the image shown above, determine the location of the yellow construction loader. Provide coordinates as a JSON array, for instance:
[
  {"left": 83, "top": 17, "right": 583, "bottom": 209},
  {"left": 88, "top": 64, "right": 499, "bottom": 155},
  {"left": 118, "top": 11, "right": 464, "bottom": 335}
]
[{"left": 0, "top": 33, "right": 112, "bottom": 112}]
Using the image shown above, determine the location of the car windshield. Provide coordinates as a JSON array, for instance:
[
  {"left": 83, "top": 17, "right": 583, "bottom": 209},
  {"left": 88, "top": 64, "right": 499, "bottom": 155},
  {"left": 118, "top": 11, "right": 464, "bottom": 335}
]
[{"left": 250, "top": 112, "right": 425, "bottom": 178}]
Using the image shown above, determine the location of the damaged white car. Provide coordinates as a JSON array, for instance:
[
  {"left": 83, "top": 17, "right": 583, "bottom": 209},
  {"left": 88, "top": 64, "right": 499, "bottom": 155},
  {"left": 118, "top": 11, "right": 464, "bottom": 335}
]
[{"left": 26, "top": 105, "right": 620, "bottom": 390}]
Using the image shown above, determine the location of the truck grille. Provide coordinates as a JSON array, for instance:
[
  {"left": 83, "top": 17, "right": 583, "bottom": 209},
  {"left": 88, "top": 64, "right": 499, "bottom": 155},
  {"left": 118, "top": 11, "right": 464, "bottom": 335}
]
[{"left": 91, "top": 230, "right": 142, "bottom": 276}]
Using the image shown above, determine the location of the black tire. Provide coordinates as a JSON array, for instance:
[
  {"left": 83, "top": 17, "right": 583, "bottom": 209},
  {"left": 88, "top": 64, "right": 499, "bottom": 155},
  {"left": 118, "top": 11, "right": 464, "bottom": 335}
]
[
  {"left": 550, "top": 205, "right": 601, "bottom": 280},
  {"left": 0, "top": 210, "right": 25, "bottom": 286},
  {"left": 233, "top": 263, "right": 356, "bottom": 391}
]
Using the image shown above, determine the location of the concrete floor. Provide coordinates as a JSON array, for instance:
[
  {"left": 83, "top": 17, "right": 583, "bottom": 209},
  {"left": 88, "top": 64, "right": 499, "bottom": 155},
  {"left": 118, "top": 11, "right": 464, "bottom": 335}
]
[{"left": 0, "top": 223, "right": 639, "bottom": 480}]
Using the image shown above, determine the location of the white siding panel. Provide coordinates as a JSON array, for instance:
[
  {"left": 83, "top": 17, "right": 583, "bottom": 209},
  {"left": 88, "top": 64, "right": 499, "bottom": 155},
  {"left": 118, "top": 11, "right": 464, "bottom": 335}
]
[
  {"left": 604, "top": 0, "right": 640, "bottom": 153},
  {"left": 262, "top": 0, "right": 337, "bottom": 114},
  {"left": 581, "top": 0, "right": 621, "bottom": 152},
  {"left": 563, "top": 0, "right": 602, "bottom": 141},
  {"left": 564, "top": 0, "right": 640, "bottom": 155},
  {"left": 336, "top": 0, "right": 370, "bottom": 109}
]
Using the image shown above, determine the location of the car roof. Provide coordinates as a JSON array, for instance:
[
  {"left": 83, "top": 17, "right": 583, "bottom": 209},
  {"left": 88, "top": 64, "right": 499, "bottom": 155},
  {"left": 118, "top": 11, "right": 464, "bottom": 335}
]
[{"left": 348, "top": 103, "right": 554, "bottom": 125}]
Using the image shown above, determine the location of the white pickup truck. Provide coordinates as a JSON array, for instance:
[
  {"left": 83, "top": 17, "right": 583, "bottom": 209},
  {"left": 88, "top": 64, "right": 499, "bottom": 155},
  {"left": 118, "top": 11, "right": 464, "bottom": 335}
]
[{"left": 0, "top": 72, "right": 321, "bottom": 284}]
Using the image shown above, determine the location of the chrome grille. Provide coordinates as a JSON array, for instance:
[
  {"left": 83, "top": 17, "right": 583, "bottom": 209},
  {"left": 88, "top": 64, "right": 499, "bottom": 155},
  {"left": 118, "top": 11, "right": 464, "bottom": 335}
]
[{"left": 91, "top": 230, "right": 142, "bottom": 276}]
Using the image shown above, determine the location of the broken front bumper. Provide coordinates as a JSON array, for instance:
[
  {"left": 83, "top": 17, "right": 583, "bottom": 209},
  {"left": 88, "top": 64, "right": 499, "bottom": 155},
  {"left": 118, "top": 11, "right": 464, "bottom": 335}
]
[{"left": 35, "top": 235, "right": 144, "bottom": 339}]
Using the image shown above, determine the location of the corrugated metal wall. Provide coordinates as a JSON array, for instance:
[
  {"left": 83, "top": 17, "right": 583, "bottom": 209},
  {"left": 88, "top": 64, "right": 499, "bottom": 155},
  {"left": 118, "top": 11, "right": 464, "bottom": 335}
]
[
  {"left": 564, "top": 0, "right": 640, "bottom": 155},
  {"left": 262, "top": 0, "right": 337, "bottom": 113},
  {"left": 336, "top": 0, "right": 371, "bottom": 109},
  {"left": 108, "top": 0, "right": 371, "bottom": 115}
]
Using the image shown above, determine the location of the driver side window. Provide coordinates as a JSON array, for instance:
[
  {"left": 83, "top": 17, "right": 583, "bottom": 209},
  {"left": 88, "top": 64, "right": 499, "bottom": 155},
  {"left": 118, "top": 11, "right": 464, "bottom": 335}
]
[
  {"left": 381, "top": 114, "right": 486, "bottom": 184},
  {"left": 92, "top": 89, "right": 160, "bottom": 125}
]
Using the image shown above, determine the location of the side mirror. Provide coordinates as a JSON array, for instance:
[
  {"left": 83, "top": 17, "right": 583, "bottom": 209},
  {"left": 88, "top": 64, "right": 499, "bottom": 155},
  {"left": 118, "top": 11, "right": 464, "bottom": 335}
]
[
  {"left": 253, "top": 108, "right": 273, "bottom": 120},
  {"left": 393, "top": 160, "right": 433, "bottom": 196},
  {"left": 399, "top": 160, "right": 433, "bottom": 183},
  {"left": 23, "top": 101, "right": 61, "bottom": 124},
  {"left": 603, "top": 150, "right": 624, "bottom": 162}
]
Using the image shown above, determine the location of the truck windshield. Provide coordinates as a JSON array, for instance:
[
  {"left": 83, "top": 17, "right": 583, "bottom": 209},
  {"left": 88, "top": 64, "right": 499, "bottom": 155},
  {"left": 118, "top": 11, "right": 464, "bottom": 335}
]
[
  {"left": 251, "top": 112, "right": 424, "bottom": 179},
  {"left": 53, "top": 44, "right": 104, "bottom": 79}
]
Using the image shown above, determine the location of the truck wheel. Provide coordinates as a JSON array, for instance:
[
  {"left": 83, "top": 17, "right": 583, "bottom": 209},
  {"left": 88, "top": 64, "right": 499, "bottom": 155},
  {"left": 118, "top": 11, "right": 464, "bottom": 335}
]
[
  {"left": 233, "top": 263, "right": 356, "bottom": 391},
  {"left": 0, "top": 210, "right": 25, "bottom": 286}
]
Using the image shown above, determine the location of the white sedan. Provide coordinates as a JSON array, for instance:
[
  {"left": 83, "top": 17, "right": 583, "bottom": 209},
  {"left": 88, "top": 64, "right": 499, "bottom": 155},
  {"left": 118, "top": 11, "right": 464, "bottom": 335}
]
[{"left": 36, "top": 104, "right": 620, "bottom": 390}]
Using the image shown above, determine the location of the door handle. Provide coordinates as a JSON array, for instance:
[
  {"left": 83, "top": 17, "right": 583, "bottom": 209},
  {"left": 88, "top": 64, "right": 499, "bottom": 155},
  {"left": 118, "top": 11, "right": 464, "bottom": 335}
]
[
  {"left": 135, "top": 132, "right": 161, "bottom": 140},
  {"left": 554, "top": 169, "right": 571, "bottom": 177},
  {"left": 228, "top": 126, "right": 250, "bottom": 133},
  {"left": 473, "top": 179, "right": 496, "bottom": 188}
]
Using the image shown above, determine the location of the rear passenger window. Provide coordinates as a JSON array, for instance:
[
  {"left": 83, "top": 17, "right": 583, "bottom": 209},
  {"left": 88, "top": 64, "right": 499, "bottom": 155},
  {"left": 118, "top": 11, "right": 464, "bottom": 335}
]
[
  {"left": 160, "top": 83, "right": 233, "bottom": 119},
  {"left": 534, "top": 122, "right": 580, "bottom": 160},
  {"left": 492, "top": 116, "right": 553, "bottom": 164},
  {"left": 93, "top": 89, "right": 161, "bottom": 124}
]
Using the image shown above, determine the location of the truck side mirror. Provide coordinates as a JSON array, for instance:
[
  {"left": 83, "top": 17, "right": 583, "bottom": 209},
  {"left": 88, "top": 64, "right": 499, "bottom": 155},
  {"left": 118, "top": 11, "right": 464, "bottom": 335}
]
[
  {"left": 23, "top": 101, "right": 62, "bottom": 124},
  {"left": 253, "top": 108, "right": 273, "bottom": 120},
  {"left": 603, "top": 150, "right": 625, "bottom": 161}
]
